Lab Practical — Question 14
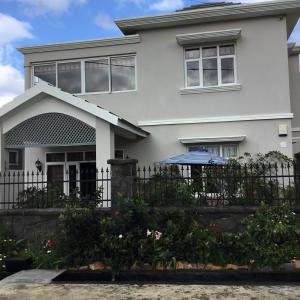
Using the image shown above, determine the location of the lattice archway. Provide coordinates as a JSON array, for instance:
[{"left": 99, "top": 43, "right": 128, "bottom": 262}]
[{"left": 5, "top": 113, "right": 96, "bottom": 148}]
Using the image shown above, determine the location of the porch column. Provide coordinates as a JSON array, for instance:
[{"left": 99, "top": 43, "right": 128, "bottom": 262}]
[{"left": 95, "top": 118, "right": 115, "bottom": 206}]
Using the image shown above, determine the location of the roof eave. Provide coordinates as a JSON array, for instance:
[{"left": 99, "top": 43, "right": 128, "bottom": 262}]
[
  {"left": 17, "top": 34, "right": 140, "bottom": 55},
  {"left": 115, "top": 0, "right": 300, "bottom": 34}
]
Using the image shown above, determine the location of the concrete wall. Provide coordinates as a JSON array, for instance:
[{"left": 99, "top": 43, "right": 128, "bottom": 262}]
[{"left": 1, "top": 207, "right": 299, "bottom": 241}]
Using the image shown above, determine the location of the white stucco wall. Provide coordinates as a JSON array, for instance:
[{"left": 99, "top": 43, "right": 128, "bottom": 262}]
[{"left": 120, "top": 119, "right": 293, "bottom": 166}]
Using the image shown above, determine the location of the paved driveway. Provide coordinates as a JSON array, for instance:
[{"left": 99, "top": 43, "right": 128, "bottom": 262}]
[{"left": 0, "top": 284, "right": 299, "bottom": 300}]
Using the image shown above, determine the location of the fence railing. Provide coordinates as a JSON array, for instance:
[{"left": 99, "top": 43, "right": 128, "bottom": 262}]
[
  {"left": 136, "top": 163, "right": 300, "bottom": 206},
  {"left": 0, "top": 168, "right": 111, "bottom": 209},
  {"left": 0, "top": 162, "right": 300, "bottom": 209}
]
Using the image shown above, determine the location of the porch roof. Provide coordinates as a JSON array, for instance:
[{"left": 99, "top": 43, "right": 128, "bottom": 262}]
[{"left": 0, "top": 82, "right": 149, "bottom": 138}]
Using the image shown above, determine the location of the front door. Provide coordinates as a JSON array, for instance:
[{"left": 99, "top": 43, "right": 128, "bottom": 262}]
[{"left": 80, "top": 162, "right": 96, "bottom": 197}]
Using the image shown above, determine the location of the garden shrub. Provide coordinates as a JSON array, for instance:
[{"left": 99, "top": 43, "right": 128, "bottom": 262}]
[
  {"left": 58, "top": 197, "right": 300, "bottom": 276},
  {"left": 0, "top": 225, "right": 25, "bottom": 270}
]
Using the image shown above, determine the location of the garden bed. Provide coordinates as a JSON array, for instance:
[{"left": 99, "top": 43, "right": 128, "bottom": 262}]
[{"left": 52, "top": 269, "right": 300, "bottom": 284}]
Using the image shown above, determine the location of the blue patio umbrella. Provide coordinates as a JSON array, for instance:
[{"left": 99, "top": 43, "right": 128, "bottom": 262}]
[{"left": 160, "top": 151, "right": 227, "bottom": 165}]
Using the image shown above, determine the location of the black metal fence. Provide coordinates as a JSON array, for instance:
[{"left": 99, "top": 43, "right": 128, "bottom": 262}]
[
  {"left": 0, "top": 162, "right": 300, "bottom": 209},
  {"left": 136, "top": 163, "right": 300, "bottom": 206},
  {"left": 0, "top": 168, "right": 111, "bottom": 209}
]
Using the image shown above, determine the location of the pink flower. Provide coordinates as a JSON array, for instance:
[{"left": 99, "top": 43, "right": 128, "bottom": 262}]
[
  {"left": 154, "top": 231, "right": 162, "bottom": 241},
  {"left": 46, "top": 240, "right": 53, "bottom": 248}
]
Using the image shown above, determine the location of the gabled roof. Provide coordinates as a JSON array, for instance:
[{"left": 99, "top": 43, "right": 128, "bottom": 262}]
[
  {"left": 0, "top": 83, "right": 149, "bottom": 138},
  {"left": 116, "top": 0, "right": 300, "bottom": 34}
]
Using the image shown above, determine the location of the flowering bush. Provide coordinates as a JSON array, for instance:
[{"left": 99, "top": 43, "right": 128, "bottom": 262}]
[{"left": 58, "top": 198, "right": 300, "bottom": 276}]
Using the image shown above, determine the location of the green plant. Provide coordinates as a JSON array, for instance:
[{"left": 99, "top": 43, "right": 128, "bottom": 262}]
[
  {"left": 240, "top": 204, "right": 300, "bottom": 269},
  {"left": 24, "top": 239, "right": 65, "bottom": 269},
  {"left": 0, "top": 225, "right": 25, "bottom": 270}
]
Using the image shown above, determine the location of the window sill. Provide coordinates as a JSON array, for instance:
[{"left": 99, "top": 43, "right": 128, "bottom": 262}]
[{"left": 180, "top": 84, "right": 242, "bottom": 95}]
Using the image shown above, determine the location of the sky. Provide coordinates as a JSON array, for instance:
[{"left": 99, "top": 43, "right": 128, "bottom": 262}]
[{"left": 0, "top": 0, "right": 299, "bottom": 107}]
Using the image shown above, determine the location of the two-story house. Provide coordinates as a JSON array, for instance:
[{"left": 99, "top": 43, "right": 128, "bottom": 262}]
[{"left": 0, "top": 0, "right": 300, "bottom": 194}]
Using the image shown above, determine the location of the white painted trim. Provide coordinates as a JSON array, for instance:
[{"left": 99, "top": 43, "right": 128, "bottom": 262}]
[
  {"left": 18, "top": 35, "right": 141, "bottom": 54},
  {"left": 138, "top": 113, "right": 294, "bottom": 127},
  {"left": 292, "top": 127, "right": 300, "bottom": 132},
  {"left": 180, "top": 84, "right": 241, "bottom": 94},
  {"left": 179, "top": 135, "right": 246, "bottom": 144},
  {"left": 176, "top": 29, "right": 241, "bottom": 46}
]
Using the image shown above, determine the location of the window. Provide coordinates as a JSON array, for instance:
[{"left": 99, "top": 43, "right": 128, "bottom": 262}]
[
  {"left": 67, "top": 152, "right": 84, "bottom": 162},
  {"left": 189, "top": 144, "right": 238, "bottom": 159},
  {"left": 32, "top": 55, "right": 136, "bottom": 94},
  {"left": 8, "top": 150, "right": 22, "bottom": 170},
  {"left": 111, "top": 56, "right": 136, "bottom": 92},
  {"left": 85, "top": 59, "right": 109, "bottom": 93},
  {"left": 115, "top": 149, "right": 124, "bottom": 159},
  {"left": 33, "top": 64, "right": 56, "bottom": 86},
  {"left": 46, "top": 153, "right": 65, "bottom": 163},
  {"left": 85, "top": 151, "right": 96, "bottom": 161},
  {"left": 185, "top": 44, "right": 236, "bottom": 88},
  {"left": 58, "top": 62, "right": 81, "bottom": 94}
]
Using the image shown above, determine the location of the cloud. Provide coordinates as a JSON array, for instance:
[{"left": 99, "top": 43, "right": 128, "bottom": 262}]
[
  {"left": 0, "top": 13, "right": 34, "bottom": 106},
  {"left": 95, "top": 13, "right": 119, "bottom": 31},
  {"left": 150, "top": 0, "right": 184, "bottom": 11},
  {"left": 0, "top": 64, "right": 24, "bottom": 107},
  {"left": 0, "top": 13, "right": 33, "bottom": 45},
  {"left": 18, "top": 0, "right": 88, "bottom": 16}
]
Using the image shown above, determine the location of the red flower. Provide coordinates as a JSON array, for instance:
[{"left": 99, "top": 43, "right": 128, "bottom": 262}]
[
  {"left": 252, "top": 191, "right": 257, "bottom": 197},
  {"left": 46, "top": 240, "right": 53, "bottom": 248}
]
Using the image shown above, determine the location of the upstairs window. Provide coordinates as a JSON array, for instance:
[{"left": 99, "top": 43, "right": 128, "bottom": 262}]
[
  {"left": 33, "top": 64, "right": 56, "bottom": 86},
  {"left": 85, "top": 59, "right": 109, "bottom": 93},
  {"left": 185, "top": 44, "right": 236, "bottom": 88},
  {"left": 111, "top": 56, "right": 136, "bottom": 92},
  {"left": 58, "top": 62, "right": 81, "bottom": 94},
  {"left": 32, "top": 55, "right": 136, "bottom": 94}
]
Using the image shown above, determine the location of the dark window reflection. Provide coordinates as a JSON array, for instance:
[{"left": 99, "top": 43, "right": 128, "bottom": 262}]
[
  {"left": 58, "top": 62, "right": 81, "bottom": 94},
  {"left": 111, "top": 57, "right": 135, "bottom": 92}
]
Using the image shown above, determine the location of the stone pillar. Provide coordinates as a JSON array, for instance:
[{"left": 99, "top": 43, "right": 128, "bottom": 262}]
[{"left": 107, "top": 159, "right": 138, "bottom": 208}]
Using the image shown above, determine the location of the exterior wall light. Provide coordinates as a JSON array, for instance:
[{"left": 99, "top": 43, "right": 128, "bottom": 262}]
[{"left": 35, "top": 159, "right": 42, "bottom": 172}]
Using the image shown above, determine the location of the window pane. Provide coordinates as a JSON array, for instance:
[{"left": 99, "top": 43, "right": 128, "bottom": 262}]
[
  {"left": 186, "top": 61, "right": 200, "bottom": 87},
  {"left": 219, "top": 45, "right": 235, "bottom": 56},
  {"left": 46, "top": 153, "right": 65, "bottom": 162},
  {"left": 221, "top": 58, "right": 235, "bottom": 84},
  {"left": 185, "top": 49, "right": 200, "bottom": 59},
  {"left": 85, "top": 151, "right": 96, "bottom": 161},
  {"left": 85, "top": 59, "right": 109, "bottom": 93},
  {"left": 9, "top": 152, "right": 17, "bottom": 164},
  {"left": 115, "top": 150, "right": 124, "bottom": 159},
  {"left": 205, "top": 145, "right": 220, "bottom": 156},
  {"left": 111, "top": 56, "right": 135, "bottom": 92},
  {"left": 58, "top": 62, "right": 81, "bottom": 94},
  {"left": 203, "top": 58, "right": 218, "bottom": 87},
  {"left": 67, "top": 152, "right": 84, "bottom": 161},
  {"left": 223, "top": 145, "right": 238, "bottom": 158},
  {"left": 34, "top": 64, "right": 56, "bottom": 86},
  {"left": 202, "top": 47, "right": 217, "bottom": 58}
]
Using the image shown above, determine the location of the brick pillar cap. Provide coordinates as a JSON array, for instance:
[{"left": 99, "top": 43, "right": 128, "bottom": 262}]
[{"left": 107, "top": 159, "right": 138, "bottom": 165}]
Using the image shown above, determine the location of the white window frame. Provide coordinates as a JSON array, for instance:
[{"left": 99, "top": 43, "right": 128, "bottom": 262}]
[
  {"left": 188, "top": 143, "right": 239, "bottom": 159},
  {"left": 184, "top": 44, "right": 237, "bottom": 89},
  {"left": 32, "top": 54, "right": 137, "bottom": 95}
]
